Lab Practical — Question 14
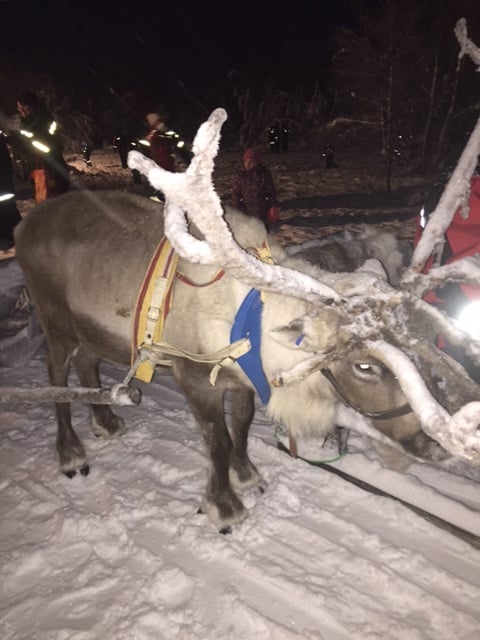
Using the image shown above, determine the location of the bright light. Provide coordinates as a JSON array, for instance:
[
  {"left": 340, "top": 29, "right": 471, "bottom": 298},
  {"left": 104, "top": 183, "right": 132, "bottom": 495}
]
[
  {"left": 176, "top": 140, "right": 185, "bottom": 148},
  {"left": 0, "top": 192, "right": 15, "bottom": 202},
  {"left": 419, "top": 206, "right": 427, "bottom": 229},
  {"left": 138, "top": 139, "right": 150, "bottom": 147},
  {"left": 48, "top": 120, "right": 57, "bottom": 135},
  {"left": 32, "top": 140, "right": 50, "bottom": 153},
  {"left": 455, "top": 300, "right": 480, "bottom": 340},
  {"left": 20, "top": 129, "right": 34, "bottom": 138}
]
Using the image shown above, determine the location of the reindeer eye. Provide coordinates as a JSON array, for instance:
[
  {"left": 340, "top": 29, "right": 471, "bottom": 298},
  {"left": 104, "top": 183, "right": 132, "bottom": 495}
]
[{"left": 352, "top": 362, "right": 383, "bottom": 380}]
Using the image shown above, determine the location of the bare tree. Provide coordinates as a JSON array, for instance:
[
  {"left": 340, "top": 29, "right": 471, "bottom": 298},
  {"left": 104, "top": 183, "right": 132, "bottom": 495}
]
[
  {"left": 228, "top": 69, "right": 327, "bottom": 149},
  {"left": 329, "top": 1, "right": 422, "bottom": 191},
  {"left": 328, "top": 0, "right": 477, "bottom": 185}
]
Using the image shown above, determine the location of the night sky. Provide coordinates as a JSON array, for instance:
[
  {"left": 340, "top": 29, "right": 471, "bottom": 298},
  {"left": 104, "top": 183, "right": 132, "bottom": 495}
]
[{"left": 0, "top": 0, "right": 352, "bottom": 104}]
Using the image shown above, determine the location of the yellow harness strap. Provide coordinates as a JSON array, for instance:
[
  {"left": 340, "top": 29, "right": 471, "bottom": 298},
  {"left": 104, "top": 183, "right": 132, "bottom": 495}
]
[
  {"left": 133, "top": 236, "right": 178, "bottom": 382},
  {"left": 255, "top": 241, "right": 275, "bottom": 265},
  {"left": 131, "top": 237, "right": 275, "bottom": 384}
]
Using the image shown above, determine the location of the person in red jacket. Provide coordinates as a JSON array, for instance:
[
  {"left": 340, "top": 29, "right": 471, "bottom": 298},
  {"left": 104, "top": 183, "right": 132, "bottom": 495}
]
[
  {"left": 231, "top": 148, "right": 279, "bottom": 229},
  {"left": 145, "top": 112, "right": 176, "bottom": 172},
  {"left": 144, "top": 111, "right": 177, "bottom": 202}
]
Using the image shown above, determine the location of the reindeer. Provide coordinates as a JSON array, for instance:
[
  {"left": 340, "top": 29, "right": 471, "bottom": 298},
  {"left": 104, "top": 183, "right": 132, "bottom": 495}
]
[{"left": 13, "top": 107, "right": 480, "bottom": 532}]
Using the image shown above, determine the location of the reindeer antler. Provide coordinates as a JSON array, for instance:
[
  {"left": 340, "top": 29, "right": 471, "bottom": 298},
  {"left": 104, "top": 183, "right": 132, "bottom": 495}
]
[
  {"left": 366, "top": 340, "right": 480, "bottom": 462},
  {"left": 408, "top": 18, "right": 480, "bottom": 273},
  {"left": 128, "top": 110, "right": 341, "bottom": 305}
]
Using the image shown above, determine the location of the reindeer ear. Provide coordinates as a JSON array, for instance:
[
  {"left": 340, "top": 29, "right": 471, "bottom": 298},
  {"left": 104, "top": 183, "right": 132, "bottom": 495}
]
[{"left": 270, "top": 311, "right": 340, "bottom": 353}]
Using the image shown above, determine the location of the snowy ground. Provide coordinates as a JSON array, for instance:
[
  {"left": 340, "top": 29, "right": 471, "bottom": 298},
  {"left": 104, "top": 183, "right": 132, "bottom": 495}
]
[{"left": 1, "top": 146, "right": 479, "bottom": 640}]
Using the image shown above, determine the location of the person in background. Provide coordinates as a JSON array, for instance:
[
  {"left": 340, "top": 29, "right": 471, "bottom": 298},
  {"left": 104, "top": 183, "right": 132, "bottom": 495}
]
[
  {"left": 231, "top": 147, "right": 279, "bottom": 229},
  {"left": 0, "top": 133, "right": 22, "bottom": 250},
  {"left": 144, "top": 111, "right": 178, "bottom": 201},
  {"left": 113, "top": 116, "right": 147, "bottom": 184},
  {"left": 269, "top": 122, "right": 289, "bottom": 153},
  {"left": 15, "top": 90, "right": 70, "bottom": 203},
  {"left": 81, "top": 143, "right": 93, "bottom": 167},
  {"left": 145, "top": 112, "right": 176, "bottom": 172},
  {"left": 324, "top": 144, "right": 337, "bottom": 169}
]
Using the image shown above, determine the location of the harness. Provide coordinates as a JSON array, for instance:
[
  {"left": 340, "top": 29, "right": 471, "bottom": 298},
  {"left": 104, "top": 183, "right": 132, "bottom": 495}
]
[
  {"left": 320, "top": 368, "right": 412, "bottom": 420},
  {"left": 126, "top": 238, "right": 412, "bottom": 419},
  {"left": 132, "top": 236, "right": 178, "bottom": 382},
  {"left": 125, "top": 238, "right": 273, "bottom": 404},
  {"left": 230, "top": 289, "right": 270, "bottom": 403}
]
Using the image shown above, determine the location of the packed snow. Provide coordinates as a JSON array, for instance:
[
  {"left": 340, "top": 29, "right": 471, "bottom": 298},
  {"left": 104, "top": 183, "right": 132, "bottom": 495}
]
[{"left": 1, "top": 142, "right": 480, "bottom": 640}]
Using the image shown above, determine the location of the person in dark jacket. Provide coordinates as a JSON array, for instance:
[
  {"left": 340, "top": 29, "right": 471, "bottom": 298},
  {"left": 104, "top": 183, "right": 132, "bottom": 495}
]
[
  {"left": 15, "top": 90, "right": 70, "bottom": 203},
  {"left": 231, "top": 148, "right": 279, "bottom": 227},
  {"left": 0, "top": 133, "right": 22, "bottom": 250},
  {"left": 113, "top": 116, "right": 147, "bottom": 184}
]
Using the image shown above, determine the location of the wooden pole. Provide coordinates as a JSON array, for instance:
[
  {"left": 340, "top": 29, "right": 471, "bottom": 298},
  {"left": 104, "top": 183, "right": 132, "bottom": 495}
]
[{"left": 0, "top": 384, "right": 141, "bottom": 406}]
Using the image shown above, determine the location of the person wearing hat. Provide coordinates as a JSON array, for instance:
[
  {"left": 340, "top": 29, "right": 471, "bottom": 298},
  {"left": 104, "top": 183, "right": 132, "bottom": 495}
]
[
  {"left": 231, "top": 147, "right": 279, "bottom": 228},
  {"left": 14, "top": 90, "right": 70, "bottom": 203}
]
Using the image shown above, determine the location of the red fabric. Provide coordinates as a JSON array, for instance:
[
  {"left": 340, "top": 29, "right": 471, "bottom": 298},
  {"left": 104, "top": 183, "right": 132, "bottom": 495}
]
[
  {"left": 416, "top": 175, "right": 480, "bottom": 302},
  {"left": 267, "top": 206, "right": 279, "bottom": 223},
  {"left": 31, "top": 169, "right": 47, "bottom": 203},
  {"left": 147, "top": 130, "right": 175, "bottom": 172},
  {"left": 231, "top": 164, "right": 278, "bottom": 221}
]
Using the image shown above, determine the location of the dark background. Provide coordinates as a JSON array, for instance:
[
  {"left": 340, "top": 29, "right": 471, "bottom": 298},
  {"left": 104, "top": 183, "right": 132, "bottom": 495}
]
[
  {"left": 1, "top": 0, "right": 480, "bottom": 178},
  {"left": 0, "top": 0, "right": 352, "bottom": 107}
]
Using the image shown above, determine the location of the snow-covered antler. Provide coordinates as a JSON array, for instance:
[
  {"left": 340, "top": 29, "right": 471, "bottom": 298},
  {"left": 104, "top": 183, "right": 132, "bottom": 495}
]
[
  {"left": 128, "top": 109, "right": 340, "bottom": 305},
  {"left": 408, "top": 18, "right": 480, "bottom": 274},
  {"left": 403, "top": 255, "right": 480, "bottom": 304},
  {"left": 455, "top": 17, "right": 480, "bottom": 66},
  {"left": 366, "top": 340, "right": 480, "bottom": 462}
]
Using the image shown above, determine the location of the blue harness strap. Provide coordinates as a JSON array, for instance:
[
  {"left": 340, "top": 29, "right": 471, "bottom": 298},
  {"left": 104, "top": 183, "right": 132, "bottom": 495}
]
[{"left": 230, "top": 289, "right": 271, "bottom": 404}]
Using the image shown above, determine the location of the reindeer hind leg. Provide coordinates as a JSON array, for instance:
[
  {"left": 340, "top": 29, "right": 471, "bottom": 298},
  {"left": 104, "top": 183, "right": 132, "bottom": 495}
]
[
  {"left": 46, "top": 336, "right": 89, "bottom": 477},
  {"left": 71, "top": 344, "right": 126, "bottom": 438}
]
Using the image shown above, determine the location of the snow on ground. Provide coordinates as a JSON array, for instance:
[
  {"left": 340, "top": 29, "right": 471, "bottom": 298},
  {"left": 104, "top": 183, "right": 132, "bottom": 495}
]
[{"left": 1, "top": 147, "right": 480, "bottom": 640}]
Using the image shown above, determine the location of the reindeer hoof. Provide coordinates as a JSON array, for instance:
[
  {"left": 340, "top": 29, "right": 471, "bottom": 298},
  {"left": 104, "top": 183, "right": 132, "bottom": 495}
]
[
  {"left": 62, "top": 463, "right": 90, "bottom": 479},
  {"left": 219, "top": 526, "right": 232, "bottom": 535}
]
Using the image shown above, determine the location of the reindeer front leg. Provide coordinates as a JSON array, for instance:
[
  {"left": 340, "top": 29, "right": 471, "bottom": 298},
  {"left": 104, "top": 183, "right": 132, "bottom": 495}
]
[
  {"left": 172, "top": 359, "right": 246, "bottom": 532},
  {"left": 228, "top": 386, "right": 265, "bottom": 492}
]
